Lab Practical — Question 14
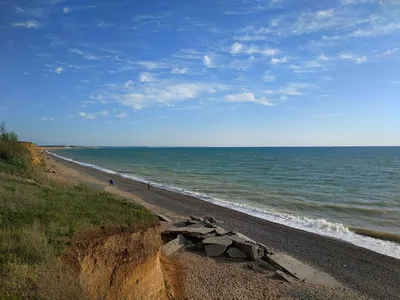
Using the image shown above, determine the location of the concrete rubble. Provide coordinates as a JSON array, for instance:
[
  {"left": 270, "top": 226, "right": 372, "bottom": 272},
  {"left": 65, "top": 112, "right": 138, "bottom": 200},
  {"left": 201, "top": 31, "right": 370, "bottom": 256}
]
[{"left": 162, "top": 215, "right": 305, "bottom": 284}]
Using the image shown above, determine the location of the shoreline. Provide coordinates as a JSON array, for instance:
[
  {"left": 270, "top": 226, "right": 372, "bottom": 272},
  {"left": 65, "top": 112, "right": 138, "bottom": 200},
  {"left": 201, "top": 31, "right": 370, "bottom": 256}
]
[
  {"left": 47, "top": 150, "right": 400, "bottom": 257},
  {"left": 45, "top": 152, "right": 400, "bottom": 300}
]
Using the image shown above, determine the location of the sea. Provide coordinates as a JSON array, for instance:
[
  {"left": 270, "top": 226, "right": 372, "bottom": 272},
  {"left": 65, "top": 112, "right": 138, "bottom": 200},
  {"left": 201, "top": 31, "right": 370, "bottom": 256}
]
[{"left": 50, "top": 147, "right": 400, "bottom": 259}]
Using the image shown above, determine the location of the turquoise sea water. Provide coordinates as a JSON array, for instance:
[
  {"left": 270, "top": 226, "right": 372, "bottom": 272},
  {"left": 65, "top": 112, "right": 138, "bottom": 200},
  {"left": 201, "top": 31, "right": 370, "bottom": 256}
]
[{"left": 52, "top": 147, "right": 400, "bottom": 258}]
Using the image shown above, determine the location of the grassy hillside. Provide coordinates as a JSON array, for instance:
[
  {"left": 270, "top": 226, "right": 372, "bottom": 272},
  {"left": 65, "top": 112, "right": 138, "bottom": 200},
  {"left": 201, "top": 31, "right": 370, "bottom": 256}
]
[{"left": 0, "top": 124, "right": 157, "bottom": 299}]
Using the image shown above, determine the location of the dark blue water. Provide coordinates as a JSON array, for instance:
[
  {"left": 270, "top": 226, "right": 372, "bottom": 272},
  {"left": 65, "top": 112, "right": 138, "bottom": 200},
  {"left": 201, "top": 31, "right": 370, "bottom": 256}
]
[{"left": 52, "top": 147, "right": 400, "bottom": 258}]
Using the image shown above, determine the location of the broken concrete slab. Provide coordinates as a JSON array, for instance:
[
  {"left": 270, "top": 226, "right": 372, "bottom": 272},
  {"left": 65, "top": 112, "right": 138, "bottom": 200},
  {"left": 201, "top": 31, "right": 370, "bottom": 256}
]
[
  {"left": 275, "top": 270, "right": 295, "bottom": 284},
  {"left": 202, "top": 236, "right": 232, "bottom": 246},
  {"left": 190, "top": 215, "right": 203, "bottom": 222},
  {"left": 162, "top": 234, "right": 187, "bottom": 257},
  {"left": 167, "top": 226, "right": 215, "bottom": 235},
  {"left": 205, "top": 244, "right": 228, "bottom": 257},
  {"left": 235, "top": 241, "right": 260, "bottom": 261},
  {"left": 235, "top": 232, "right": 257, "bottom": 244},
  {"left": 215, "top": 227, "right": 226, "bottom": 235},
  {"left": 266, "top": 253, "right": 341, "bottom": 287},
  {"left": 226, "top": 247, "right": 247, "bottom": 259},
  {"left": 253, "top": 258, "right": 276, "bottom": 271},
  {"left": 156, "top": 214, "right": 173, "bottom": 223}
]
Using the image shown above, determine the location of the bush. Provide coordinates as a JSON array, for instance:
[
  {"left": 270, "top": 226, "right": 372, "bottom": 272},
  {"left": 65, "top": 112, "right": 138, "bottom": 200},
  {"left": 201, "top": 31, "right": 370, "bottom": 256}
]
[{"left": 0, "top": 122, "right": 30, "bottom": 168}]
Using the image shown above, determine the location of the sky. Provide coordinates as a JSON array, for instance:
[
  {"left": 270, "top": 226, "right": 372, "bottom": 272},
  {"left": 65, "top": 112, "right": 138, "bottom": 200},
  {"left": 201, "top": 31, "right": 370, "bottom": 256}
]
[{"left": 0, "top": 0, "right": 399, "bottom": 146}]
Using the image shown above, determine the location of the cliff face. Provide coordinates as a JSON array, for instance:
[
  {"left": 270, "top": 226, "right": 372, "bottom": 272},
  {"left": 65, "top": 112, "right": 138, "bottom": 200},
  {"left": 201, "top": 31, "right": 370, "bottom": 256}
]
[{"left": 67, "top": 225, "right": 176, "bottom": 300}]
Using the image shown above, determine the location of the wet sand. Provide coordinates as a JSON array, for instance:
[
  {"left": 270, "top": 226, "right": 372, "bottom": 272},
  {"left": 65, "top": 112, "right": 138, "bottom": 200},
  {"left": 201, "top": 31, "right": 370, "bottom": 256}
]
[{"left": 46, "top": 153, "right": 400, "bottom": 300}]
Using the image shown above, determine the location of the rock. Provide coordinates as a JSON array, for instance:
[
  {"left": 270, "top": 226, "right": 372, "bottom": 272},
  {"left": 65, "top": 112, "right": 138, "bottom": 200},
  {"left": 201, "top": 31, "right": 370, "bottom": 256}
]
[
  {"left": 202, "top": 220, "right": 218, "bottom": 228},
  {"left": 257, "top": 247, "right": 265, "bottom": 258},
  {"left": 186, "top": 223, "right": 206, "bottom": 228},
  {"left": 215, "top": 227, "right": 226, "bottom": 235},
  {"left": 226, "top": 247, "right": 247, "bottom": 259},
  {"left": 235, "top": 241, "right": 260, "bottom": 260},
  {"left": 227, "top": 234, "right": 247, "bottom": 244},
  {"left": 204, "top": 216, "right": 217, "bottom": 223},
  {"left": 162, "top": 234, "right": 187, "bottom": 256},
  {"left": 205, "top": 244, "right": 228, "bottom": 257},
  {"left": 235, "top": 232, "right": 257, "bottom": 244},
  {"left": 167, "top": 226, "right": 215, "bottom": 235},
  {"left": 257, "top": 242, "right": 271, "bottom": 254},
  {"left": 186, "top": 220, "right": 201, "bottom": 225},
  {"left": 190, "top": 215, "right": 203, "bottom": 222},
  {"left": 202, "top": 236, "right": 232, "bottom": 246},
  {"left": 157, "top": 214, "right": 172, "bottom": 223}
]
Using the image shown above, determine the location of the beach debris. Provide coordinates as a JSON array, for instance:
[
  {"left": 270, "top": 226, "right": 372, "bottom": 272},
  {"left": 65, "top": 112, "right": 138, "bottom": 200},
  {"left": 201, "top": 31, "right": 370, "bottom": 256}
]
[
  {"left": 227, "top": 247, "right": 247, "bottom": 259},
  {"left": 162, "top": 216, "right": 333, "bottom": 283},
  {"left": 162, "top": 234, "right": 187, "bottom": 257},
  {"left": 157, "top": 214, "right": 173, "bottom": 223}
]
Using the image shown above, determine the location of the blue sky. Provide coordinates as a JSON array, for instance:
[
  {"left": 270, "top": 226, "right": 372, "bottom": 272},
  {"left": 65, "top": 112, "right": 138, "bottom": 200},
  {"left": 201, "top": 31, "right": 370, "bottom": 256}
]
[{"left": 1, "top": 0, "right": 399, "bottom": 146}]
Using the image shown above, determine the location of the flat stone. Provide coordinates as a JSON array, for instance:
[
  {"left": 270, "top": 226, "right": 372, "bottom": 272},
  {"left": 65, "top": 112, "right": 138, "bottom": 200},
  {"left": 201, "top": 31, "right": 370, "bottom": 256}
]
[
  {"left": 253, "top": 258, "right": 276, "bottom": 271},
  {"left": 215, "top": 227, "right": 226, "bottom": 235},
  {"left": 266, "top": 253, "right": 341, "bottom": 287},
  {"left": 275, "top": 270, "right": 295, "bottom": 284},
  {"left": 235, "top": 232, "right": 257, "bottom": 244},
  {"left": 227, "top": 235, "right": 247, "bottom": 244},
  {"left": 226, "top": 247, "right": 247, "bottom": 259},
  {"left": 161, "top": 234, "right": 187, "bottom": 256},
  {"left": 186, "top": 223, "right": 207, "bottom": 228},
  {"left": 202, "top": 236, "right": 232, "bottom": 246},
  {"left": 186, "top": 220, "right": 201, "bottom": 225},
  {"left": 157, "top": 214, "right": 172, "bottom": 223},
  {"left": 235, "top": 241, "right": 260, "bottom": 261},
  {"left": 167, "top": 226, "right": 215, "bottom": 235},
  {"left": 190, "top": 215, "right": 203, "bottom": 222},
  {"left": 205, "top": 244, "right": 228, "bottom": 257}
]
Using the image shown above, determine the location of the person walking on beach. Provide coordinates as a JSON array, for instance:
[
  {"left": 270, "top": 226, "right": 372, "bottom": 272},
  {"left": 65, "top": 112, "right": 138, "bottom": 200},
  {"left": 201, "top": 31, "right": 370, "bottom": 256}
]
[
  {"left": 148, "top": 182, "right": 151, "bottom": 190},
  {"left": 109, "top": 179, "right": 114, "bottom": 186}
]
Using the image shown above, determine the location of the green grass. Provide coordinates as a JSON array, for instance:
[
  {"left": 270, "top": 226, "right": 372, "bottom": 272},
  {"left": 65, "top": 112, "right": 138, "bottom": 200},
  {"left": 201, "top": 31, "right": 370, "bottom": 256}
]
[{"left": 0, "top": 171, "right": 157, "bottom": 299}]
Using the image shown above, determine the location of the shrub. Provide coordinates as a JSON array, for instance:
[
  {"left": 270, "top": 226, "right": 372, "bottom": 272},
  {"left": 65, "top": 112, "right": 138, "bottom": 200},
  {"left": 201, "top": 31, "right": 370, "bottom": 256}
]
[{"left": 0, "top": 122, "right": 30, "bottom": 168}]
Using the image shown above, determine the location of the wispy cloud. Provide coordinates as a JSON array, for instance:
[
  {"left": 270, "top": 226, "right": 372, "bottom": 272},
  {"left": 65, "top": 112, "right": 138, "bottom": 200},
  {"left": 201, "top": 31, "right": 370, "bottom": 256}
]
[
  {"left": 12, "top": 20, "right": 40, "bottom": 28},
  {"left": 172, "top": 68, "right": 189, "bottom": 74},
  {"left": 203, "top": 55, "right": 214, "bottom": 68},
  {"left": 15, "top": 7, "right": 47, "bottom": 18},
  {"left": 63, "top": 5, "right": 98, "bottom": 14},
  {"left": 116, "top": 113, "right": 127, "bottom": 118},
  {"left": 224, "top": 92, "right": 273, "bottom": 106},
  {"left": 263, "top": 72, "right": 276, "bottom": 82},
  {"left": 40, "top": 117, "right": 54, "bottom": 121},
  {"left": 229, "top": 42, "right": 279, "bottom": 56},
  {"left": 139, "top": 72, "right": 156, "bottom": 82},
  {"left": 79, "top": 110, "right": 108, "bottom": 119},
  {"left": 270, "top": 57, "right": 288, "bottom": 64},
  {"left": 339, "top": 53, "right": 368, "bottom": 64},
  {"left": 265, "top": 83, "right": 311, "bottom": 99}
]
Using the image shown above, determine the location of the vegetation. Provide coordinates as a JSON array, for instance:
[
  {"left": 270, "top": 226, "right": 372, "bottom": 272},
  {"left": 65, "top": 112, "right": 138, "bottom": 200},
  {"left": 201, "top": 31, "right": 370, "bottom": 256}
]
[{"left": 0, "top": 123, "right": 157, "bottom": 299}]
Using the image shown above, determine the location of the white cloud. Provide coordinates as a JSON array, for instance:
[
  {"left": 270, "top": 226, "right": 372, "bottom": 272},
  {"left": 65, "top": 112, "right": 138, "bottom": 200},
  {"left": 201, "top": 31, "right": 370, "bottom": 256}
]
[
  {"left": 316, "top": 9, "right": 335, "bottom": 19},
  {"left": 270, "top": 57, "right": 287, "bottom": 64},
  {"left": 265, "top": 83, "right": 310, "bottom": 97},
  {"left": 224, "top": 92, "right": 273, "bottom": 106},
  {"left": 79, "top": 110, "right": 108, "bottom": 119},
  {"left": 124, "top": 80, "right": 134, "bottom": 88},
  {"left": 172, "top": 68, "right": 188, "bottom": 74},
  {"left": 12, "top": 20, "right": 40, "bottom": 28},
  {"left": 55, "top": 66, "right": 63, "bottom": 74},
  {"left": 230, "top": 42, "right": 279, "bottom": 56},
  {"left": 118, "top": 83, "right": 223, "bottom": 110},
  {"left": 318, "top": 54, "right": 330, "bottom": 61},
  {"left": 40, "top": 117, "right": 54, "bottom": 121},
  {"left": 139, "top": 72, "right": 156, "bottom": 82},
  {"left": 63, "top": 6, "right": 70, "bottom": 13},
  {"left": 382, "top": 48, "right": 398, "bottom": 56},
  {"left": 233, "top": 35, "right": 266, "bottom": 41},
  {"left": 351, "top": 22, "right": 400, "bottom": 37},
  {"left": 263, "top": 72, "right": 276, "bottom": 82},
  {"left": 322, "top": 76, "right": 333, "bottom": 81},
  {"left": 339, "top": 53, "right": 367, "bottom": 63},
  {"left": 203, "top": 55, "right": 213, "bottom": 67},
  {"left": 116, "top": 113, "right": 127, "bottom": 118}
]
